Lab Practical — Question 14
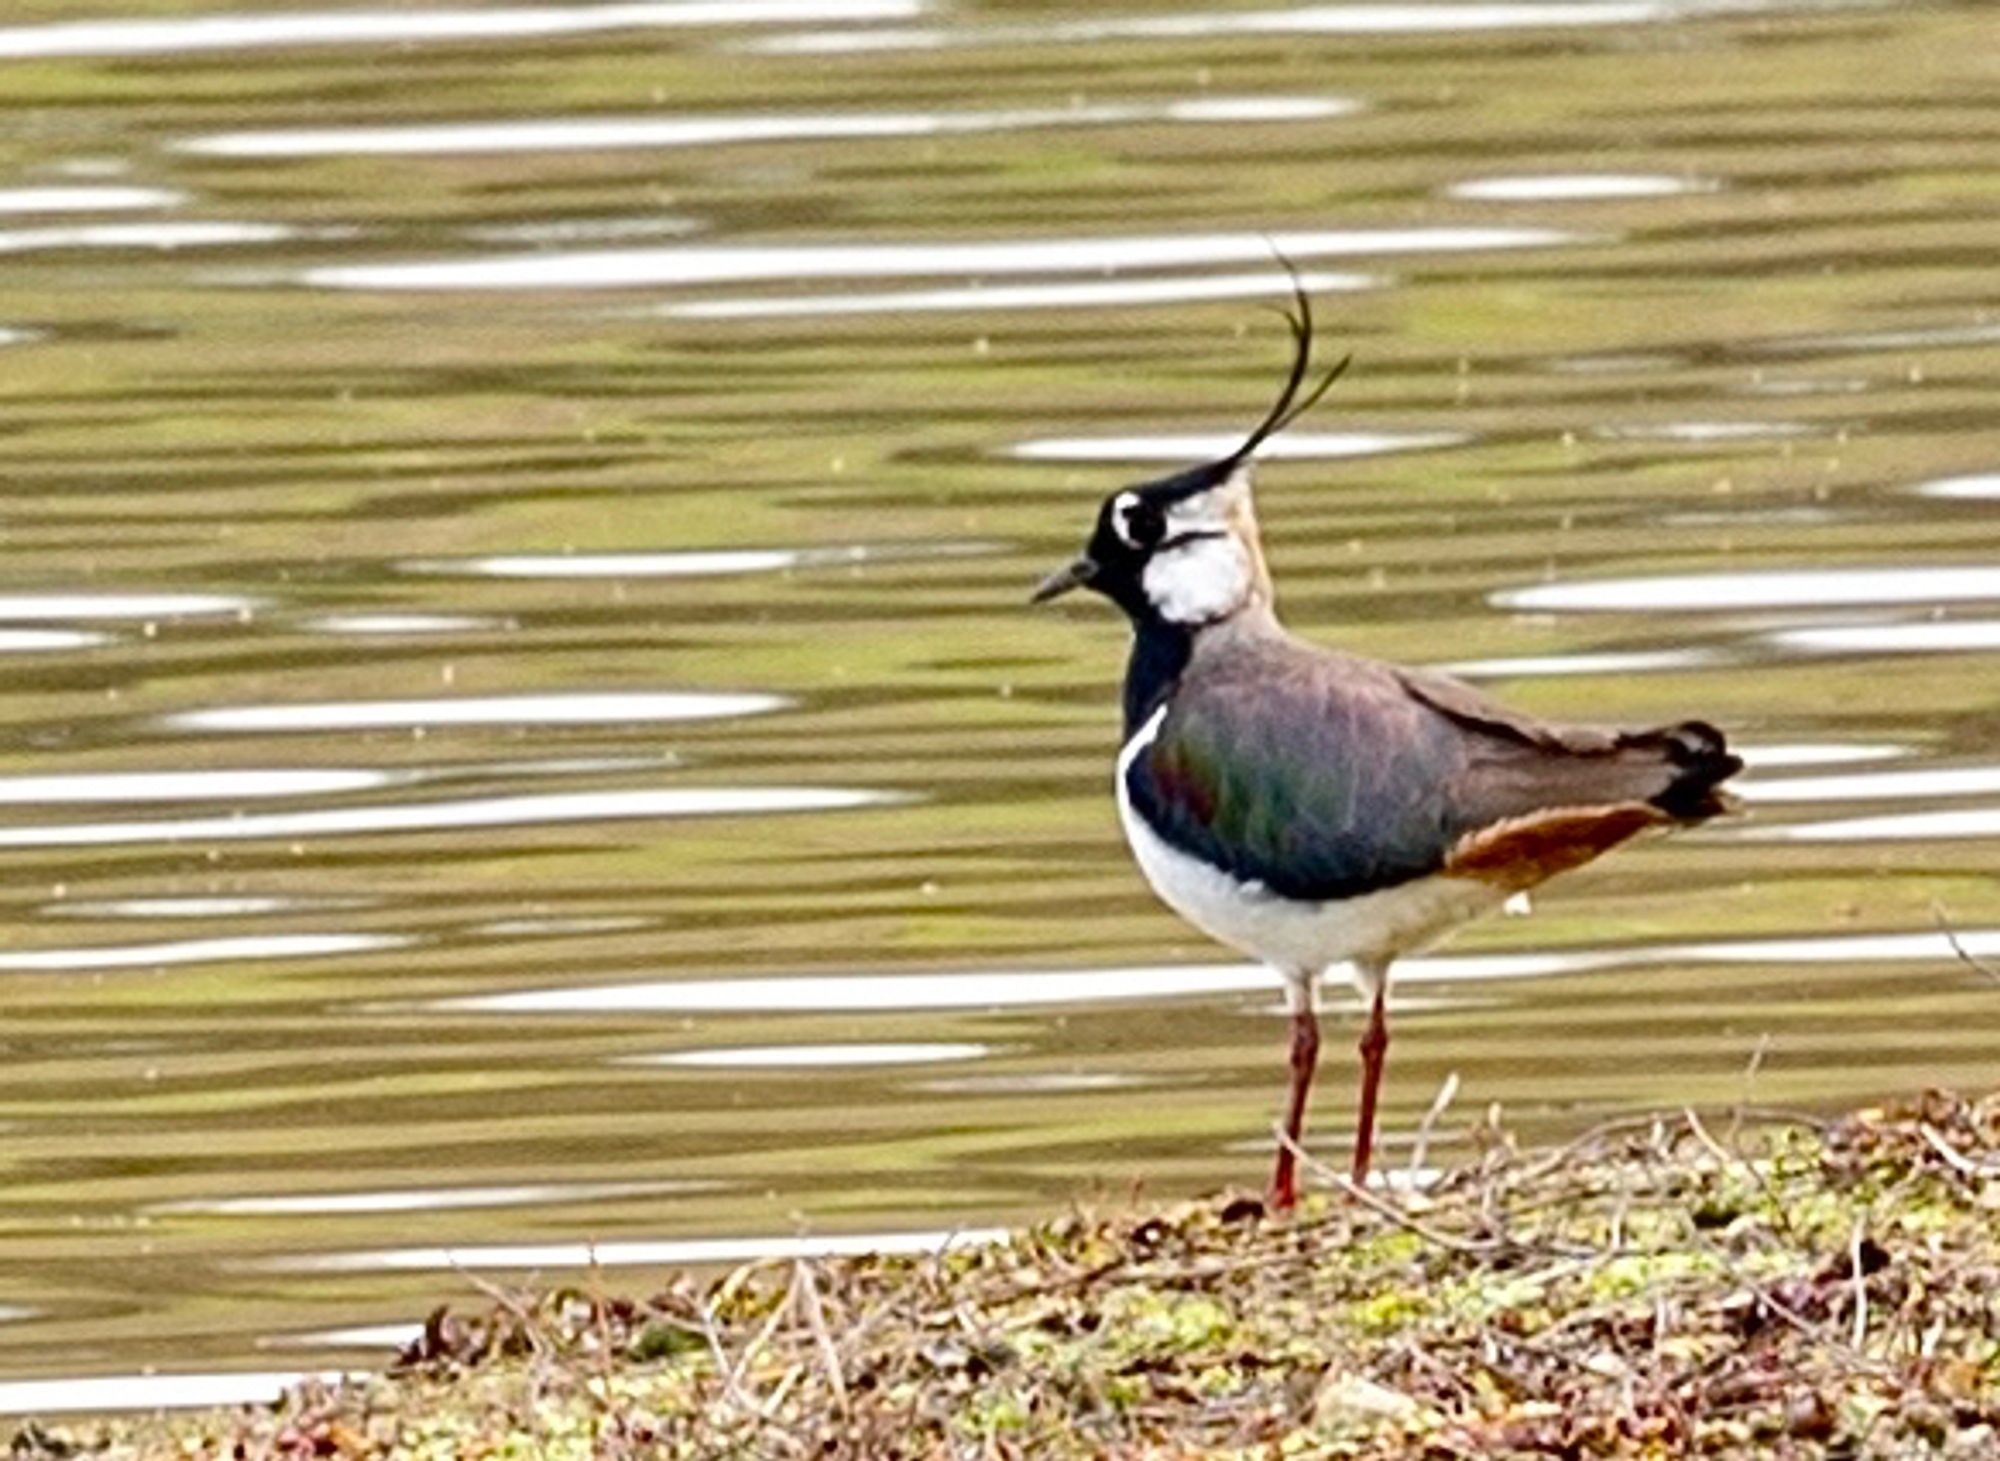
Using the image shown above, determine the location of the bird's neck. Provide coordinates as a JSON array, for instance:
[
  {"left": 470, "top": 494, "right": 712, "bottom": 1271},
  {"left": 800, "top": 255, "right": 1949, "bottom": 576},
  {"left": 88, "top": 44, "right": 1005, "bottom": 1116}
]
[
  {"left": 1122, "top": 616, "right": 1193, "bottom": 738},
  {"left": 1121, "top": 595, "right": 1284, "bottom": 737}
]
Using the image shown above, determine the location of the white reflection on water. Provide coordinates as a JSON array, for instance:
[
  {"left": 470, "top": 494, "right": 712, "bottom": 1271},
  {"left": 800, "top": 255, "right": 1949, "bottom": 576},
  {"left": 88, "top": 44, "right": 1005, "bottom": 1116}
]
[
  {"left": 0, "top": 787, "right": 894, "bottom": 848},
  {"left": 269, "top": 1225, "right": 1005, "bottom": 1274},
  {"left": 306, "top": 612, "right": 505, "bottom": 635},
  {"left": 1770, "top": 621, "right": 2000, "bottom": 655},
  {"left": 0, "top": 186, "right": 184, "bottom": 213},
  {"left": 756, "top": 3, "right": 1705, "bottom": 53},
  {"left": 0, "top": 932, "right": 403, "bottom": 973},
  {"left": 1448, "top": 173, "right": 1712, "bottom": 201},
  {"left": 0, "top": 769, "right": 393, "bottom": 803},
  {"left": 475, "top": 914, "right": 652, "bottom": 937},
  {"left": 1495, "top": 566, "right": 2000, "bottom": 613},
  {"left": 1593, "top": 421, "right": 1811, "bottom": 442},
  {"left": 1915, "top": 473, "right": 2000, "bottom": 499},
  {"left": 468, "top": 217, "right": 702, "bottom": 245},
  {"left": 1737, "top": 766, "right": 2000, "bottom": 804},
  {"left": 184, "top": 97, "right": 1356, "bottom": 159},
  {"left": 1656, "top": 505, "right": 1841, "bottom": 527},
  {"left": 666, "top": 269, "right": 1374, "bottom": 320},
  {"left": 461, "top": 964, "right": 1283, "bottom": 1012},
  {"left": 1772, "top": 322, "right": 2000, "bottom": 356},
  {"left": 1747, "top": 810, "right": 2000, "bottom": 843},
  {"left": 303, "top": 227, "right": 1575, "bottom": 292},
  {"left": 0, "top": 222, "right": 295, "bottom": 253},
  {"left": 420, "top": 548, "right": 800, "bottom": 578},
  {"left": 1734, "top": 743, "right": 1906, "bottom": 769},
  {"left": 51, "top": 896, "right": 312, "bottom": 918},
  {"left": 1734, "top": 376, "right": 1869, "bottom": 399},
  {"left": 447, "top": 927, "right": 2000, "bottom": 1014},
  {"left": 1545, "top": 350, "right": 1684, "bottom": 375},
  {"left": 632, "top": 1042, "right": 989, "bottom": 1068},
  {"left": 154, "top": 1178, "right": 714, "bottom": 1217},
  {"left": 274, "top": 1323, "right": 423, "bottom": 1351},
  {"left": 1012, "top": 431, "right": 1464, "bottom": 463},
  {"left": 0, "top": 592, "right": 249, "bottom": 620},
  {"left": 407, "top": 541, "right": 990, "bottom": 577},
  {"left": 168, "top": 690, "right": 785, "bottom": 732},
  {"left": 0, "top": 1370, "right": 329, "bottom": 1417},
  {"left": 1439, "top": 648, "right": 1712, "bottom": 679},
  {"left": 915, "top": 1072, "right": 1151, "bottom": 1094},
  {"left": 0, "top": 1, "right": 923, "bottom": 60},
  {"left": 0, "top": 628, "right": 105, "bottom": 652}
]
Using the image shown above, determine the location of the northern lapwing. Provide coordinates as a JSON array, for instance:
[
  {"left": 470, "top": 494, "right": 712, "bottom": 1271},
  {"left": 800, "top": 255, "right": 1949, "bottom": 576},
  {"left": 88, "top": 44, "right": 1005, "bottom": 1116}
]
[{"left": 1032, "top": 286, "right": 1742, "bottom": 1208}]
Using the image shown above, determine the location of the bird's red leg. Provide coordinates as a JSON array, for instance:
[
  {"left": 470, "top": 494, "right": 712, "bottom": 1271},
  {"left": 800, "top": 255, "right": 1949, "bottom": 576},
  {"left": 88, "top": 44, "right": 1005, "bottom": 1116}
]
[
  {"left": 1270, "top": 989, "right": 1320, "bottom": 1210},
  {"left": 1351, "top": 978, "right": 1390, "bottom": 1185}
]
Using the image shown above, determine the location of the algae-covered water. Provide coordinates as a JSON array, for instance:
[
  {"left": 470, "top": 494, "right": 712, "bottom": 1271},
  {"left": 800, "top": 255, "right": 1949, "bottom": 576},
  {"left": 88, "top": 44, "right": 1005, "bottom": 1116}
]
[{"left": 0, "top": 0, "right": 1996, "bottom": 1408}]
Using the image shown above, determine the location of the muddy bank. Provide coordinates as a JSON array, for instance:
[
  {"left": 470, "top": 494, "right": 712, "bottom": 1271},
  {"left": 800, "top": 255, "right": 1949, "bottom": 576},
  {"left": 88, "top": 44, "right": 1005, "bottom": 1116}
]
[{"left": 21, "top": 1092, "right": 2000, "bottom": 1458}]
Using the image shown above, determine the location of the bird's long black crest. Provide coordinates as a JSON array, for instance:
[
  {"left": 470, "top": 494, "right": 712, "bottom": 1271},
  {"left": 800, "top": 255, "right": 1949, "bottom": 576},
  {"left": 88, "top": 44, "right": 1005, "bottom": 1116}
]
[{"left": 1220, "top": 261, "right": 1353, "bottom": 470}]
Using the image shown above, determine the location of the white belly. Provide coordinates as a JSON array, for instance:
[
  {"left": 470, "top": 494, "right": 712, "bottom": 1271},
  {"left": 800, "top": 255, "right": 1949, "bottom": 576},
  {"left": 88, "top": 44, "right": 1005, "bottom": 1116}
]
[{"left": 1114, "top": 706, "right": 1503, "bottom": 976}]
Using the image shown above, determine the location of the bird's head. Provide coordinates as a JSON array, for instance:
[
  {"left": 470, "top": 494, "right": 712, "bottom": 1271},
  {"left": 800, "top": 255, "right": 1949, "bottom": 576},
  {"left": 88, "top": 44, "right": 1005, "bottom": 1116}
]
[{"left": 1031, "top": 279, "right": 1349, "bottom": 630}]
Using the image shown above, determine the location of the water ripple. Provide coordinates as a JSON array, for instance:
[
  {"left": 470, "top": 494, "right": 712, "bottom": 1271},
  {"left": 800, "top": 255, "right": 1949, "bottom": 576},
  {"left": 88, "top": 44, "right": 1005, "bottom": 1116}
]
[
  {"left": 447, "top": 927, "right": 2000, "bottom": 1014},
  {"left": 1745, "top": 810, "right": 2000, "bottom": 843},
  {"left": 0, "top": 628, "right": 105, "bottom": 653},
  {"left": 304, "top": 612, "right": 506, "bottom": 635},
  {"left": 153, "top": 1179, "right": 715, "bottom": 1217},
  {"left": 630, "top": 1042, "right": 991, "bottom": 1068},
  {"left": 665, "top": 268, "right": 1374, "bottom": 320},
  {"left": 0, "top": 1, "right": 924, "bottom": 61},
  {"left": 0, "top": 592, "right": 249, "bottom": 621},
  {"left": 0, "top": 186, "right": 185, "bottom": 214},
  {"left": 0, "top": 222, "right": 296, "bottom": 254},
  {"left": 1438, "top": 648, "right": 1713, "bottom": 679},
  {"left": 1447, "top": 173, "right": 1715, "bottom": 201},
  {"left": 166, "top": 691, "right": 785, "bottom": 733},
  {"left": 1012, "top": 431, "right": 1464, "bottom": 463},
  {"left": 266, "top": 1225, "right": 1005, "bottom": 1274},
  {"left": 0, "top": 787, "right": 896, "bottom": 848},
  {"left": 0, "top": 1371, "right": 324, "bottom": 1418},
  {"left": 0, "top": 769, "right": 395, "bottom": 803},
  {"left": 1915, "top": 473, "right": 2000, "bottom": 500},
  {"left": 1737, "top": 766, "right": 2000, "bottom": 804},
  {"left": 302, "top": 227, "right": 1578, "bottom": 292},
  {"left": 182, "top": 97, "right": 1356, "bottom": 159},
  {"left": 1736, "top": 744, "right": 1907, "bottom": 769},
  {"left": 0, "top": 933, "right": 404, "bottom": 973},
  {"left": 1769, "top": 621, "right": 2000, "bottom": 655},
  {"left": 754, "top": 2, "right": 1739, "bottom": 54},
  {"left": 1495, "top": 566, "right": 2000, "bottom": 613}
]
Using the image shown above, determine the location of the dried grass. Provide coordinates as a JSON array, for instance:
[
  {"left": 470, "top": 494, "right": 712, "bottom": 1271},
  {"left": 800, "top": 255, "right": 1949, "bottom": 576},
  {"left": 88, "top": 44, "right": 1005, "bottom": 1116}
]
[{"left": 24, "top": 1090, "right": 2000, "bottom": 1459}]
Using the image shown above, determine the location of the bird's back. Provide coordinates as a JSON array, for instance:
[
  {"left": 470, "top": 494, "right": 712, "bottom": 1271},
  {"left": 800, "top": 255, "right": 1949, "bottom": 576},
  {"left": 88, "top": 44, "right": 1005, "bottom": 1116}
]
[{"left": 1122, "top": 625, "right": 1741, "bottom": 907}]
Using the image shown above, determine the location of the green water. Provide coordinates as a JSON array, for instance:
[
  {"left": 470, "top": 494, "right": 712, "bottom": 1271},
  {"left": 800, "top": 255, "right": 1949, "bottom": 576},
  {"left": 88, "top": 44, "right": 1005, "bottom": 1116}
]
[{"left": 0, "top": 0, "right": 1996, "bottom": 1408}]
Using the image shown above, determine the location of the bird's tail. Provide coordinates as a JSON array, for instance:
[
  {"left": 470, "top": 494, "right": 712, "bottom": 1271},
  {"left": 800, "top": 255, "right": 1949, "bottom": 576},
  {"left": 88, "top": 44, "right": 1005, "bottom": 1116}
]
[{"left": 1635, "top": 719, "right": 1742, "bottom": 821}]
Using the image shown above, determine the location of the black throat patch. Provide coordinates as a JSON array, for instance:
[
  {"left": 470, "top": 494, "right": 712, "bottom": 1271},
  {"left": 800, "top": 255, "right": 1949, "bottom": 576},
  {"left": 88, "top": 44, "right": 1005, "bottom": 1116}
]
[{"left": 1122, "top": 617, "right": 1193, "bottom": 738}]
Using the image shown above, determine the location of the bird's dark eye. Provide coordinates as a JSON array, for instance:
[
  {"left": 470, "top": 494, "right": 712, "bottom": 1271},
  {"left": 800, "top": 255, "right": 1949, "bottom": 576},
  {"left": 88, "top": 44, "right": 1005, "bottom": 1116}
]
[{"left": 1112, "top": 493, "right": 1165, "bottom": 549}]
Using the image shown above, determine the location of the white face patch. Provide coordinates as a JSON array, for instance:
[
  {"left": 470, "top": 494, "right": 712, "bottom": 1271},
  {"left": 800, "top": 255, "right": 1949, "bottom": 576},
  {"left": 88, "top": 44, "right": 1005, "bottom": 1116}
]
[
  {"left": 1137, "top": 471, "right": 1256, "bottom": 624},
  {"left": 1142, "top": 532, "right": 1252, "bottom": 624}
]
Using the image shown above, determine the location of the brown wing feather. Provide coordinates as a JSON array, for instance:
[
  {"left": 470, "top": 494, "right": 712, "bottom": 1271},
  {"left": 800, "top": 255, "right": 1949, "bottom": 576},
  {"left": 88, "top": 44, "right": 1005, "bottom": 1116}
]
[
  {"left": 1394, "top": 663, "right": 1742, "bottom": 822},
  {"left": 1395, "top": 664, "right": 1618, "bottom": 753}
]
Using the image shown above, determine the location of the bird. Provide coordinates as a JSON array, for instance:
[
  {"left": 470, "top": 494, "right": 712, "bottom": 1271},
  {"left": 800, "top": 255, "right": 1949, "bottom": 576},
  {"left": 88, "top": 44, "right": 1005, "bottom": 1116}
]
[{"left": 1031, "top": 283, "right": 1742, "bottom": 1210}]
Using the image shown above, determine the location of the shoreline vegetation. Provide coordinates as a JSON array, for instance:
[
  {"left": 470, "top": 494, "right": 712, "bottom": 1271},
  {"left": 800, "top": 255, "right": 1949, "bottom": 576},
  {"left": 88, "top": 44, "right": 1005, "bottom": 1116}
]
[{"left": 19, "top": 1091, "right": 2000, "bottom": 1459}]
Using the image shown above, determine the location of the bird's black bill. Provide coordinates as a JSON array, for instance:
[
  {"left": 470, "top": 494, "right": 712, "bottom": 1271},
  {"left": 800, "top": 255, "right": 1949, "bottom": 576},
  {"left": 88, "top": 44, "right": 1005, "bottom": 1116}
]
[{"left": 1030, "top": 556, "right": 1096, "bottom": 603}]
